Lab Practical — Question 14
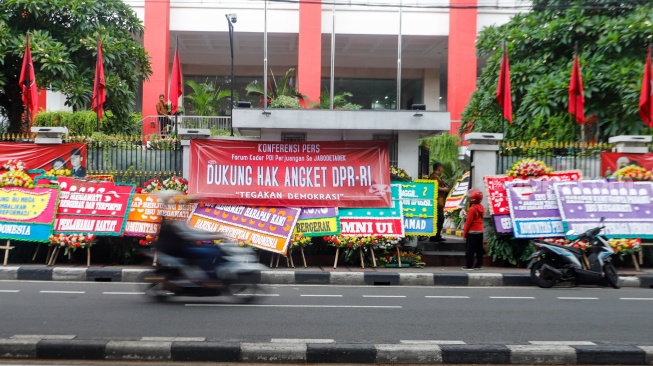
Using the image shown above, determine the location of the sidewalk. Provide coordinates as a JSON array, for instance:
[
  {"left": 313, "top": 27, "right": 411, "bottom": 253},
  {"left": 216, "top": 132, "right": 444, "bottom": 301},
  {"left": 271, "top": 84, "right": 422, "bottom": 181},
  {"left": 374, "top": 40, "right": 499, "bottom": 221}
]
[{"left": 1, "top": 262, "right": 652, "bottom": 288}]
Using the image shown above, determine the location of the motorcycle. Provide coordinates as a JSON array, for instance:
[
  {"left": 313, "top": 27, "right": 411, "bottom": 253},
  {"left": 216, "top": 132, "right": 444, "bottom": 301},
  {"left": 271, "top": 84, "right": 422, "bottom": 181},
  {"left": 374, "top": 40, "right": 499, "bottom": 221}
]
[
  {"left": 527, "top": 218, "right": 620, "bottom": 289},
  {"left": 142, "top": 218, "right": 268, "bottom": 302}
]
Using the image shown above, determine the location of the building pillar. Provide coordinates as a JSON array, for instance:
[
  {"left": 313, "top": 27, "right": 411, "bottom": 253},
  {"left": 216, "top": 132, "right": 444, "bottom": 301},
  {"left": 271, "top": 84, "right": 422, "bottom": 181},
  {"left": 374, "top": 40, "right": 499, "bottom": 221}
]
[
  {"left": 297, "top": 0, "right": 322, "bottom": 105},
  {"left": 447, "top": 0, "right": 477, "bottom": 135},
  {"left": 142, "top": 0, "right": 171, "bottom": 136},
  {"left": 464, "top": 133, "right": 503, "bottom": 208},
  {"left": 397, "top": 131, "right": 419, "bottom": 180}
]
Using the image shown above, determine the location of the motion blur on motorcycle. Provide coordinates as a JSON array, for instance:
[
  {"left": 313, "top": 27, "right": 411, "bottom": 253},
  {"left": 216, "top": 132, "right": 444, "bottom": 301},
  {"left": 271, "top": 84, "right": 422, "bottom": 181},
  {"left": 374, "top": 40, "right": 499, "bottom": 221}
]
[
  {"left": 528, "top": 217, "right": 620, "bottom": 289},
  {"left": 141, "top": 193, "right": 267, "bottom": 302}
]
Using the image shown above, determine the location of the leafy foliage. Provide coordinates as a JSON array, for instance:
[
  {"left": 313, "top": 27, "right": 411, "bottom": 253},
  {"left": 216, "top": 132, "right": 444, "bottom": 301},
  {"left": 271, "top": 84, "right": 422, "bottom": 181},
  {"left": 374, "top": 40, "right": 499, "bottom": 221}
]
[
  {"left": 35, "top": 110, "right": 142, "bottom": 136},
  {"left": 245, "top": 68, "right": 306, "bottom": 107},
  {"left": 184, "top": 79, "right": 232, "bottom": 116},
  {"left": 0, "top": 0, "right": 152, "bottom": 132},
  {"left": 315, "top": 90, "right": 363, "bottom": 110},
  {"left": 422, "top": 133, "right": 467, "bottom": 186},
  {"left": 486, "top": 226, "right": 535, "bottom": 267},
  {"left": 461, "top": 0, "right": 653, "bottom": 141}
]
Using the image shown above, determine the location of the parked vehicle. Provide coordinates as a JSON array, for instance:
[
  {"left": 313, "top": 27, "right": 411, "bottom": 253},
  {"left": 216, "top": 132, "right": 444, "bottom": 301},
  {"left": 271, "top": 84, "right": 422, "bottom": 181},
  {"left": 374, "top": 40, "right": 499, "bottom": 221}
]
[
  {"left": 142, "top": 218, "right": 267, "bottom": 302},
  {"left": 528, "top": 218, "right": 620, "bottom": 289}
]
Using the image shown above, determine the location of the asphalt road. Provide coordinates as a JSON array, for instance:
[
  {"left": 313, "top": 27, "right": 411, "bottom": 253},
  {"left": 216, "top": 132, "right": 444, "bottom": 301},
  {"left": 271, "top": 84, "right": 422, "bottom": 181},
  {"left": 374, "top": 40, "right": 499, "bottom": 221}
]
[{"left": 0, "top": 280, "right": 651, "bottom": 344}]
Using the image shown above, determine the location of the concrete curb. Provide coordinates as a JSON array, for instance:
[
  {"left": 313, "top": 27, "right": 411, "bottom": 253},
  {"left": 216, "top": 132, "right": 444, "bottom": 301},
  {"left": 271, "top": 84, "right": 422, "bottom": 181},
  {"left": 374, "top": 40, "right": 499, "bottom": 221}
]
[
  {"left": 0, "top": 339, "right": 651, "bottom": 364},
  {"left": 1, "top": 267, "right": 650, "bottom": 288}
]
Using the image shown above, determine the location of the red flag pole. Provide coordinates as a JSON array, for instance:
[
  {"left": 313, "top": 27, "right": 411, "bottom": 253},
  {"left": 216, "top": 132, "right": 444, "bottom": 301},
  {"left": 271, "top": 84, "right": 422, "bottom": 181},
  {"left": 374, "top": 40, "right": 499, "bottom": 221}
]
[{"left": 96, "top": 39, "right": 100, "bottom": 132}]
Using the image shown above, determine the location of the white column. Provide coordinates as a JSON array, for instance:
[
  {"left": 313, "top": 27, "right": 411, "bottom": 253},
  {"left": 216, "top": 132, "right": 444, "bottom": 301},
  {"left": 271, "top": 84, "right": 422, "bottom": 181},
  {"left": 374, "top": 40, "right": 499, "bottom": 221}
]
[
  {"left": 464, "top": 133, "right": 503, "bottom": 208},
  {"left": 397, "top": 131, "right": 419, "bottom": 179}
]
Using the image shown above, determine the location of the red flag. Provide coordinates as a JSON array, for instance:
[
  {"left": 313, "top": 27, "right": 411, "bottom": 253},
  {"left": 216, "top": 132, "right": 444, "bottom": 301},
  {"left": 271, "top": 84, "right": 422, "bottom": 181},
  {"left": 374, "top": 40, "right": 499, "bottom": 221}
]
[
  {"left": 19, "top": 34, "right": 38, "bottom": 118},
  {"left": 639, "top": 46, "right": 652, "bottom": 128},
  {"left": 496, "top": 47, "right": 513, "bottom": 124},
  {"left": 92, "top": 39, "right": 106, "bottom": 120},
  {"left": 169, "top": 40, "right": 183, "bottom": 115},
  {"left": 568, "top": 53, "right": 585, "bottom": 125}
]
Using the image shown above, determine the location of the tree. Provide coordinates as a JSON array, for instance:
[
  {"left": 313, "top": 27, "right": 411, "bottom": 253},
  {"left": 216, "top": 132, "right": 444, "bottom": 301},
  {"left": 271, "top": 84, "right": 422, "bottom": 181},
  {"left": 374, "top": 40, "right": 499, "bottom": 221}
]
[
  {"left": 0, "top": 0, "right": 151, "bottom": 132},
  {"left": 461, "top": 0, "right": 653, "bottom": 142}
]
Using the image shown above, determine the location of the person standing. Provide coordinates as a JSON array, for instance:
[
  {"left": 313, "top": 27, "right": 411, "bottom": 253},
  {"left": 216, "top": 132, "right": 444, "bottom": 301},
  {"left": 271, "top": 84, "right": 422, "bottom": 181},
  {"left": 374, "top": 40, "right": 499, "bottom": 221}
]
[
  {"left": 429, "top": 162, "right": 450, "bottom": 242},
  {"left": 156, "top": 94, "right": 169, "bottom": 135},
  {"left": 462, "top": 189, "right": 485, "bottom": 270}
]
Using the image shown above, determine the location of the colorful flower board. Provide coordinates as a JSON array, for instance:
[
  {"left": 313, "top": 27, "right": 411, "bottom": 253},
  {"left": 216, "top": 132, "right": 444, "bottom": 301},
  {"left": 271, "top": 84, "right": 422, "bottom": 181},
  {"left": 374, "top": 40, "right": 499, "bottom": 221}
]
[
  {"left": 397, "top": 180, "right": 436, "bottom": 236},
  {"left": 339, "top": 184, "right": 405, "bottom": 237}
]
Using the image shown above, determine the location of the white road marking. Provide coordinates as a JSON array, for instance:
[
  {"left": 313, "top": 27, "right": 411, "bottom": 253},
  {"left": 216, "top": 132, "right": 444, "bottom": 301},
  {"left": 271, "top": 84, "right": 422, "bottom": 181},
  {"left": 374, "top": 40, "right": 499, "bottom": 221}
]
[
  {"left": 362, "top": 295, "right": 406, "bottom": 298},
  {"left": 557, "top": 297, "right": 599, "bottom": 300},
  {"left": 300, "top": 294, "right": 342, "bottom": 297},
  {"left": 271, "top": 338, "right": 335, "bottom": 343},
  {"left": 489, "top": 296, "right": 535, "bottom": 299},
  {"left": 0, "top": 290, "right": 19, "bottom": 293},
  {"left": 425, "top": 295, "right": 470, "bottom": 299},
  {"left": 400, "top": 340, "right": 466, "bottom": 344},
  {"left": 103, "top": 292, "right": 145, "bottom": 295},
  {"left": 529, "top": 341, "right": 596, "bottom": 345},
  {"left": 234, "top": 293, "right": 279, "bottom": 297},
  {"left": 39, "top": 290, "right": 85, "bottom": 294},
  {"left": 620, "top": 298, "right": 653, "bottom": 301},
  {"left": 186, "top": 304, "right": 401, "bottom": 308}
]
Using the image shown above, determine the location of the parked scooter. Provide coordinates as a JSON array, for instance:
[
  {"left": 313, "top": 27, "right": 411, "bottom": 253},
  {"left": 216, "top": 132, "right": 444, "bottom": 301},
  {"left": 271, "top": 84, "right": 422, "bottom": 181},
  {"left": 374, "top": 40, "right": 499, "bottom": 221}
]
[
  {"left": 528, "top": 218, "right": 620, "bottom": 289},
  {"left": 142, "top": 218, "right": 267, "bottom": 302}
]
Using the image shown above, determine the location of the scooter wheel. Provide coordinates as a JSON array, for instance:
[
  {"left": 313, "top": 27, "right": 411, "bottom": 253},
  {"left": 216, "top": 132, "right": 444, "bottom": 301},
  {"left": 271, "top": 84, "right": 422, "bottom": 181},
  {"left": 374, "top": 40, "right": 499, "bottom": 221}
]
[
  {"left": 604, "top": 262, "right": 621, "bottom": 289},
  {"left": 227, "top": 284, "right": 265, "bottom": 303},
  {"left": 144, "top": 283, "right": 169, "bottom": 302},
  {"left": 530, "top": 260, "right": 557, "bottom": 288}
]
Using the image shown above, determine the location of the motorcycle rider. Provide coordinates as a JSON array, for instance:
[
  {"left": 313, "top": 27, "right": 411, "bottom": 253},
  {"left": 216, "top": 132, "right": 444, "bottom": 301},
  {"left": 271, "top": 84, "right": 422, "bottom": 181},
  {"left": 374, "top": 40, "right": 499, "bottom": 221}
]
[{"left": 153, "top": 193, "right": 225, "bottom": 282}]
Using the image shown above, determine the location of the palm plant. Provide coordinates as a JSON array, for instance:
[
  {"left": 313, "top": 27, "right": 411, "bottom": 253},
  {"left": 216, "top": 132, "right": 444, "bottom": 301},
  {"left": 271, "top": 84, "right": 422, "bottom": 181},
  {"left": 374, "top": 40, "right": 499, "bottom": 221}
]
[
  {"left": 184, "top": 79, "right": 232, "bottom": 116},
  {"left": 245, "top": 68, "right": 306, "bottom": 108},
  {"left": 316, "top": 90, "right": 362, "bottom": 110}
]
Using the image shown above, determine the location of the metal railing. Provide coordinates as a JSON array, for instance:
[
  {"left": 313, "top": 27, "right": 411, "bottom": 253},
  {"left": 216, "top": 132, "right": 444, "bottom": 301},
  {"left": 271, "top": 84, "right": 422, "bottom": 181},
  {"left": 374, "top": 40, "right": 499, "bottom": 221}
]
[
  {"left": 497, "top": 141, "right": 615, "bottom": 179},
  {"left": 141, "top": 115, "right": 231, "bottom": 136}
]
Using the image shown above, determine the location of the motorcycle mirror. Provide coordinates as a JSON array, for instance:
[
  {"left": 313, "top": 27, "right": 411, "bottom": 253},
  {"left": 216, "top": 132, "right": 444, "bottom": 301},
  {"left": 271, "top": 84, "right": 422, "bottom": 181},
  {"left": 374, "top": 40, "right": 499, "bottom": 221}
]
[{"left": 566, "top": 230, "right": 576, "bottom": 236}]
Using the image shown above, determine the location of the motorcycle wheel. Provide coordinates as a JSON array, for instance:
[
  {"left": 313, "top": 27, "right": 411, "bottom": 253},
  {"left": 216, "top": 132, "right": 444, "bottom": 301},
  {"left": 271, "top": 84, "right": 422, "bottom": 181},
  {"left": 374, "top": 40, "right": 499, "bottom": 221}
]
[
  {"left": 227, "top": 284, "right": 265, "bottom": 303},
  {"left": 603, "top": 262, "right": 621, "bottom": 289},
  {"left": 530, "top": 259, "right": 557, "bottom": 288},
  {"left": 144, "top": 283, "right": 169, "bottom": 302}
]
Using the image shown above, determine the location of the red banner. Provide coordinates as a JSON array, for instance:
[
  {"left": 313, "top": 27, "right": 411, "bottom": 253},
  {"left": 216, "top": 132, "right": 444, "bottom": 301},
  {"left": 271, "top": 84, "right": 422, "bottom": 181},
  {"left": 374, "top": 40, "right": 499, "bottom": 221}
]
[
  {"left": 484, "top": 171, "right": 581, "bottom": 215},
  {"left": 53, "top": 177, "right": 134, "bottom": 235},
  {"left": 189, "top": 140, "right": 391, "bottom": 207},
  {"left": 0, "top": 142, "right": 87, "bottom": 178},
  {"left": 601, "top": 152, "right": 653, "bottom": 177}
]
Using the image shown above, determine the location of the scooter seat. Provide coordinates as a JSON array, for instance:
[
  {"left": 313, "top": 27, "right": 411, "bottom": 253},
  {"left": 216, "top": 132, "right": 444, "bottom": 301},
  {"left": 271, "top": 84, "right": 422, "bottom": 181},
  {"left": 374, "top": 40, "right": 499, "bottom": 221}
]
[{"left": 545, "top": 242, "right": 582, "bottom": 255}]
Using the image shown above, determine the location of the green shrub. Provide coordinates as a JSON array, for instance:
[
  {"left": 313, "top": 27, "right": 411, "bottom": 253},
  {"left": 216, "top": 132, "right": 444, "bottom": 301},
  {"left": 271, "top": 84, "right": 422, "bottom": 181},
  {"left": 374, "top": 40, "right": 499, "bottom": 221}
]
[{"left": 34, "top": 111, "right": 143, "bottom": 136}]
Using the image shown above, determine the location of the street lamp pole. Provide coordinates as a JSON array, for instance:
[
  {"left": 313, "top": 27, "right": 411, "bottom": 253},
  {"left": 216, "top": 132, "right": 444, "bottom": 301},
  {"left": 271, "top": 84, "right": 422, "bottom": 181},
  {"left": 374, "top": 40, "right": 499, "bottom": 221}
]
[{"left": 226, "top": 14, "right": 236, "bottom": 136}]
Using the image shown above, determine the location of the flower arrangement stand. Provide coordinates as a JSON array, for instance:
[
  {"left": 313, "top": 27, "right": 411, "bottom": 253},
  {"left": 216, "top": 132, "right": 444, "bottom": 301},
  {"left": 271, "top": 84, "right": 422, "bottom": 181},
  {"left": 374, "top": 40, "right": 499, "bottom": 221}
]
[
  {"left": 299, "top": 247, "right": 307, "bottom": 268},
  {"left": 86, "top": 247, "right": 91, "bottom": 268},
  {"left": 269, "top": 253, "right": 293, "bottom": 268},
  {"left": 333, "top": 248, "right": 340, "bottom": 269},
  {"left": 1, "top": 240, "right": 14, "bottom": 266},
  {"left": 369, "top": 248, "right": 377, "bottom": 267},
  {"left": 31, "top": 244, "right": 42, "bottom": 262},
  {"left": 47, "top": 246, "right": 61, "bottom": 266},
  {"left": 631, "top": 253, "right": 640, "bottom": 271},
  {"left": 359, "top": 248, "right": 365, "bottom": 269}
]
